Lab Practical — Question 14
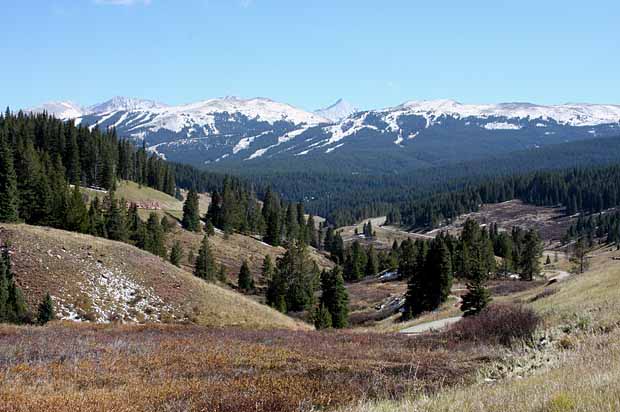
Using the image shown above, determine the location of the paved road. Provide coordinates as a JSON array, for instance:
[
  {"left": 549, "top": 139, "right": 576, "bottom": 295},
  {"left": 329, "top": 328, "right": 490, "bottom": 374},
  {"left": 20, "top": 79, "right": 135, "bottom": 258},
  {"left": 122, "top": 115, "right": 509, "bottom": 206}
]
[{"left": 400, "top": 316, "right": 463, "bottom": 335}]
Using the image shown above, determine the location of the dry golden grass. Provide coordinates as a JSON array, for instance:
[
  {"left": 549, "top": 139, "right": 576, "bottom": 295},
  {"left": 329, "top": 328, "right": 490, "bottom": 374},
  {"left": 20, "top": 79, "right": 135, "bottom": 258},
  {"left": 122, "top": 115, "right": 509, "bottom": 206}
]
[
  {"left": 0, "top": 323, "right": 486, "bottom": 412},
  {"left": 345, "top": 245, "right": 620, "bottom": 412},
  {"left": 0, "top": 223, "right": 306, "bottom": 330},
  {"left": 345, "top": 328, "right": 620, "bottom": 412}
]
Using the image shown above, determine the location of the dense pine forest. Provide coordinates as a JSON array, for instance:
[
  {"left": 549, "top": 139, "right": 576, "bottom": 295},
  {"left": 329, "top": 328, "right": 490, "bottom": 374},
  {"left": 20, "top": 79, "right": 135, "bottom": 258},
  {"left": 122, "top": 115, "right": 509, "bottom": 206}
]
[
  {"left": 398, "top": 164, "right": 620, "bottom": 229},
  {"left": 219, "top": 135, "right": 620, "bottom": 226},
  {"left": 0, "top": 110, "right": 178, "bottom": 224}
]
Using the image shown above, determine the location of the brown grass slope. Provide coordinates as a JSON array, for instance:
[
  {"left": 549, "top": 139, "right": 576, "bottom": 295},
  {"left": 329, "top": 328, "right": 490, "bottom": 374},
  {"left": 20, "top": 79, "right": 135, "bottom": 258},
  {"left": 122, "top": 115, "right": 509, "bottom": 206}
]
[
  {"left": 0, "top": 223, "right": 308, "bottom": 330},
  {"left": 347, "top": 245, "right": 620, "bottom": 412},
  {"left": 169, "top": 227, "right": 334, "bottom": 286}
]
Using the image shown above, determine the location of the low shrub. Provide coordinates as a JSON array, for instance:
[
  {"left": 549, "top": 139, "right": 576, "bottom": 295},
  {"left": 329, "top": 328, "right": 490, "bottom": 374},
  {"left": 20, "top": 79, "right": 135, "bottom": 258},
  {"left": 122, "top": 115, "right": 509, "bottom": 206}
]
[{"left": 446, "top": 303, "right": 541, "bottom": 346}]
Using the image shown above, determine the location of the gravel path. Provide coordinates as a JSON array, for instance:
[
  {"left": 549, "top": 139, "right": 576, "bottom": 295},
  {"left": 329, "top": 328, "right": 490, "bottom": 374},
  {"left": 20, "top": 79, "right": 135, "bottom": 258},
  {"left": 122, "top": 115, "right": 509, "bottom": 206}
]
[{"left": 400, "top": 316, "right": 463, "bottom": 335}]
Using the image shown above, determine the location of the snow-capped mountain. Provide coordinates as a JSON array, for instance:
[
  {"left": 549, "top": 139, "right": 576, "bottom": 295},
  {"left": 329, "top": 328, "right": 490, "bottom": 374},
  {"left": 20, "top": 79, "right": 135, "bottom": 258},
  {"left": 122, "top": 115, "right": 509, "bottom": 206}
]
[
  {"left": 27, "top": 101, "right": 85, "bottom": 119},
  {"left": 314, "top": 99, "right": 359, "bottom": 122},
  {"left": 26, "top": 96, "right": 620, "bottom": 171},
  {"left": 87, "top": 96, "right": 168, "bottom": 113}
]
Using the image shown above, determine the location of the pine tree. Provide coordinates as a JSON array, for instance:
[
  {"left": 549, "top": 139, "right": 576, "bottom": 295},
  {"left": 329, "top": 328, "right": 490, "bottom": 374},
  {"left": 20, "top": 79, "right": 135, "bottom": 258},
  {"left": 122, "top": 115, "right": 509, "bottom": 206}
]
[
  {"left": 217, "top": 264, "right": 227, "bottom": 283},
  {"left": 314, "top": 303, "right": 332, "bottom": 330},
  {"left": 194, "top": 235, "right": 216, "bottom": 281},
  {"left": 105, "top": 193, "right": 128, "bottom": 242},
  {"left": 265, "top": 210, "right": 281, "bottom": 246},
  {"left": 365, "top": 245, "right": 378, "bottom": 277},
  {"left": 169, "top": 241, "right": 183, "bottom": 267},
  {"left": 237, "top": 260, "right": 254, "bottom": 292},
  {"left": 285, "top": 204, "right": 298, "bottom": 241},
  {"left": 204, "top": 219, "right": 215, "bottom": 236},
  {"left": 37, "top": 292, "right": 55, "bottom": 325},
  {"left": 181, "top": 188, "right": 201, "bottom": 232},
  {"left": 520, "top": 229, "right": 543, "bottom": 281},
  {"left": 0, "top": 252, "right": 10, "bottom": 322},
  {"left": 307, "top": 214, "right": 319, "bottom": 248},
  {"left": 261, "top": 255, "right": 274, "bottom": 281},
  {"left": 545, "top": 255, "right": 551, "bottom": 265},
  {"left": 2, "top": 244, "right": 27, "bottom": 324},
  {"left": 0, "top": 132, "right": 19, "bottom": 222},
  {"left": 266, "top": 268, "right": 287, "bottom": 313},
  {"left": 65, "top": 185, "right": 89, "bottom": 233},
  {"left": 461, "top": 250, "right": 491, "bottom": 317},
  {"left": 319, "top": 267, "right": 349, "bottom": 328},
  {"left": 145, "top": 212, "right": 166, "bottom": 258},
  {"left": 570, "top": 238, "right": 589, "bottom": 274}
]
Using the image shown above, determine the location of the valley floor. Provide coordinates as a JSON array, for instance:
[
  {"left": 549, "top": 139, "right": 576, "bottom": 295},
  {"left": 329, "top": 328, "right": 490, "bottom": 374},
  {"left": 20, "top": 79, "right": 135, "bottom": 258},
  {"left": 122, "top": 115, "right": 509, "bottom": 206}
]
[{"left": 0, "top": 323, "right": 485, "bottom": 412}]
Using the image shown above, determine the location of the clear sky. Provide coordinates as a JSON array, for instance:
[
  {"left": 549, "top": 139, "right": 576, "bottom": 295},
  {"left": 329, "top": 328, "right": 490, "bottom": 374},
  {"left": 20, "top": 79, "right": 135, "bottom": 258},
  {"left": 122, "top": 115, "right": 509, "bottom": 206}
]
[{"left": 2, "top": 0, "right": 619, "bottom": 111}]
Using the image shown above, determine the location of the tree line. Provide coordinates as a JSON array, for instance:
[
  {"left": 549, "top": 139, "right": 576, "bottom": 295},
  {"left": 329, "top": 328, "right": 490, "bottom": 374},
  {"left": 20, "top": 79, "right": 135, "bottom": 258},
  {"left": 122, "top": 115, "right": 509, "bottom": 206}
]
[
  {"left": 400, "top": 164, "right": 620, "bottom": 229},
  {"left": 0, "top": 110, "right": 179, "bottom": 226}
]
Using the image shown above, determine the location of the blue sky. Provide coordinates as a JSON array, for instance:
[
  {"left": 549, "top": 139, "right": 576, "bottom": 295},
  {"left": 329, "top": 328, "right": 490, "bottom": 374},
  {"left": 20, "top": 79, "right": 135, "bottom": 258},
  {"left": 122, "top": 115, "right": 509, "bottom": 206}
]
[{"left": 2, "top": 0, "right": 619, "bottom": 111}]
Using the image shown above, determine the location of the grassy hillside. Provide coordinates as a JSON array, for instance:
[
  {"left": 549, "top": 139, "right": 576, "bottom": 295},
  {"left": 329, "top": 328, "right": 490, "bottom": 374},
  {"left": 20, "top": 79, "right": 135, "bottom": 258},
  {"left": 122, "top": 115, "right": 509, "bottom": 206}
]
[
  {"left": 0, "top": 223, "right": 308, "bottom": 330},
  {"left": 80, "top": 180, "right": 332, "bottom": 281},
  {"left": 348, "top": 245, "right": 620, "bottom": 412},
  {"left": 168, "top": 228, "right": 334, "bottom": 286}
]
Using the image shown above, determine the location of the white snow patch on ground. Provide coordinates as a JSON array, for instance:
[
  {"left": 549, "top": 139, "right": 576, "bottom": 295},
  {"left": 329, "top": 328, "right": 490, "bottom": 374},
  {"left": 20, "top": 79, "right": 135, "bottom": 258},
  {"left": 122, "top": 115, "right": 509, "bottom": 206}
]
[
  {"left": 53, "top": 261, "right": 179, "bottom": 323},
  {"left": 325, "top": 143, "right": 345, "bottom": 153},
  {"left": 483, "top": 122, "right": 522, "bottom": 130}
]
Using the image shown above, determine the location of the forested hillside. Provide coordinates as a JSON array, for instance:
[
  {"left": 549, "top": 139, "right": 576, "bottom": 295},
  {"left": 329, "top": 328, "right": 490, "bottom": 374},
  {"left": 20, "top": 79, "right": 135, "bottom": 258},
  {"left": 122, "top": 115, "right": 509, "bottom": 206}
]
[
  {"left": 233, "top": 135, "right": 620, "bottom": 225},
  {"left": 399, "top": 164, "right": 620, "bottom": 229}
]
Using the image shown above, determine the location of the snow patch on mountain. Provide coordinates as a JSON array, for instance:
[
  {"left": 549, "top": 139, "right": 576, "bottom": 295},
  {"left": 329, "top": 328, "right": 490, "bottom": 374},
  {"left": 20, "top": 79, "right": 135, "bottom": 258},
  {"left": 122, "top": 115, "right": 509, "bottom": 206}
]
[
  {"left": 27, "top": 101, "right": 85, "bottom": 119},
  {"left": 87, "top": 96, "right": 168, "bottom": 113},
  {"left": 483, "top": 122, "right": 522, "bottom": 130},
  {"left": 315, "top": 98, "right": 359, "bottom": 122},
  {"left": 380, "top": 99, "right": 620, "bottom": 128}
]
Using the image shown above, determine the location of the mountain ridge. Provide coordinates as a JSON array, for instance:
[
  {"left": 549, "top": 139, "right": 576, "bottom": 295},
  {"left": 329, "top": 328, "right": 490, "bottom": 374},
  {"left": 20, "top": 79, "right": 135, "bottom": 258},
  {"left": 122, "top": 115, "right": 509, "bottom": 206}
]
[{"left": 25, "top": 95, "right": 620, "bottom": 172}]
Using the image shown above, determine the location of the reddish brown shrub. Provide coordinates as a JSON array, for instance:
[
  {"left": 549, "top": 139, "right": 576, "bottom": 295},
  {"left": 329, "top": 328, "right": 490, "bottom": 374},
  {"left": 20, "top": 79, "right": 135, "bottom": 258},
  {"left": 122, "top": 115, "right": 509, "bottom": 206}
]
[{"left": 446, "top": 303, "right": 540, "bottom": 346}]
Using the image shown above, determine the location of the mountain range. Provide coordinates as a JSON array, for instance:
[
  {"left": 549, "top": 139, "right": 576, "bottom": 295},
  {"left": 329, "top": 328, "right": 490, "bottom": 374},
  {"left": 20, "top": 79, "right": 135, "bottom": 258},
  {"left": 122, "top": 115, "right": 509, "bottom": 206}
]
[{"left": 27, "top": 96, "right": 620, "bottom": 173}]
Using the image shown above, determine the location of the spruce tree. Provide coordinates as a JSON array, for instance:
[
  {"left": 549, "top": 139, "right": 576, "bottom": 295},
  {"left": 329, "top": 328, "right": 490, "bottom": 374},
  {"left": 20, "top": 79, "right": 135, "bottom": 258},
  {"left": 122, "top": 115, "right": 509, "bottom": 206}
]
[
  {"left": 365, "top": 245, "right": 379, "bottom": 277},
  {"left": 520, "top": 229, "right": 542, "bottom": 280},
  {"left": 570, "top": 238, "right": 589, "bottom": 274},
  {"left": 204, "top": 219, "right": 215, "bottom": 236},
  {"left": 217, "top": 264, "right": 227, "bottom": 283},
  {"left": 37, "top": 292, "right": 55, "bottom": 325},
  {"left": 169, "top": 240, "right": 183, "bottom": 267},
  {"left": 194, "top": 235, "right": 216, "bottom": 281},
  {"left": 314, "top": 303, "right": 332, "bottom": 330},
  {"left": 145, "top": 212, "right": 166, "bottom": 258},
  {"left": 261, "top": 255, "right": 274, "bottom": 281},
  {"left": 307, "top": 214, "right": 319, "bottom": 248},
  {"left": 65, "top": 185, "right": 89, "bottom": 233},
  {"left": 105, "top": 193, "right": 128, "bottom": 242},
  {"left": 3, "top": 244, "right": 27, "bottom": 324},
  {"left": 0, "top": 132, "right": 19, "bottom": 222},
  {"left": 320, "top": 267, "right": 349, "bottom": 328},
  {"left": 266, "top": 269, "right": 287, "bottom": 313},
  {"left": 461, "top": 248, "right": 492, "bottom": 317},
  {"left": 237, "top": 260, "right": 254, "bottom": 292},
  {"left": 265, "top": 210, "right": 281, "bottom": 246},
  {"left": 181, "top": 188, "right": 201, "bottom": 232}
]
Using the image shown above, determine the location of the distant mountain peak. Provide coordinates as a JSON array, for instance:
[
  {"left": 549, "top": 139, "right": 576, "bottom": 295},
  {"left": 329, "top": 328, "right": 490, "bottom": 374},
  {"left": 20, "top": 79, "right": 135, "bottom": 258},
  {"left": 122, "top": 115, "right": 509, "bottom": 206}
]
[
  {"left": 26, "top": 101, "right": 85, "bottom": 119},
  {"left": 315, "top": 99, "right": 359, "bottom": 122},
  {"left": 87, "top": 96, "right": 168, "bottom": 113}
]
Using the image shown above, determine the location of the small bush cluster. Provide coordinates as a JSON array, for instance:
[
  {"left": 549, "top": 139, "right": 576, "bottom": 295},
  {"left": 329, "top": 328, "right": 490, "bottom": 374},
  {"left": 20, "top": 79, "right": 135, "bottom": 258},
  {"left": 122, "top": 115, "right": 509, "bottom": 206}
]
[{"left": 446, "top": 303, "right": 541, "bottom": 346}]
